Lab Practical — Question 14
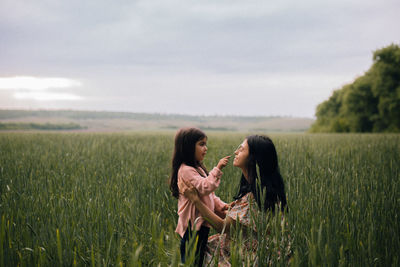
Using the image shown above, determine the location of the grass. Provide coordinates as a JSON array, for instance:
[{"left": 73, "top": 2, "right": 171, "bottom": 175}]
[{"left": 0, "top": 132, "right": 399, "bottom": 266}]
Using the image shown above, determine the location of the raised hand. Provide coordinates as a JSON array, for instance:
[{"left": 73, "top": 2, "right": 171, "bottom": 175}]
[{"left": 217, "top": 155, "right": 231, "bottom": 170}]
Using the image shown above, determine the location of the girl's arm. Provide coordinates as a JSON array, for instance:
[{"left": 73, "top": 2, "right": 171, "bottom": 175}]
[
  {"left": 180, "top": 156, "right": 230, "bottom": 196},
  {"left": 179, "top": 179, "right": 234, "bottom": 233},
  {"left": 180, "top": 166, "right": 222, "bottom": 196}
]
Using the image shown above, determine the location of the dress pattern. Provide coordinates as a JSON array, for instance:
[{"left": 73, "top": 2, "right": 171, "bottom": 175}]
[
  {"left": 203, "top": 193, "right": 292, "bottom": 266},
  {"left": 203, "top": 193, "right": 258, "bottom": 266}
]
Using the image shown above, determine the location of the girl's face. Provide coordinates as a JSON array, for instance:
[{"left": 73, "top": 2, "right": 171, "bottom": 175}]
[
  {"left": 233, "top": 139, "right": 249, "bottom": 168},
  {"left": 195, "top": 137, "right": 208, "bottom": 163}
]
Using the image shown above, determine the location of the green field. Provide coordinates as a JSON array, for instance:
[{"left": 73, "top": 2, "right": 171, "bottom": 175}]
[{"left": 0, "top": 132, "right": 399, "bottom": 266}]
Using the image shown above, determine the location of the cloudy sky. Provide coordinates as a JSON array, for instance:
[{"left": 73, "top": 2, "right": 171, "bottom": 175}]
[{"left": 0, "top": 0, "right": 399, "bottom": 117}]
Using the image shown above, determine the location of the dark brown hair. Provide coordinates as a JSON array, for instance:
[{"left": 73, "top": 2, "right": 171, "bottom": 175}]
[{"left": 169, "top": 127, "right": 209, "bottom": 198}]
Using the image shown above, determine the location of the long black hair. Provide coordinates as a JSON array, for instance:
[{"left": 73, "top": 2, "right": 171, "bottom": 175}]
[
  {"left": 169, "top": 127, "right": 209, "bottom": 199},
  {"left": 234, "top": 135, "right": 287, "bottom": 212}
]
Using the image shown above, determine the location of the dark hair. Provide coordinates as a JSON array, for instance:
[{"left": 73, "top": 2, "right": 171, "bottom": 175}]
[
  {"left": 234, "top": 135, "right": 287, "bottom": 212},
  {"left": 169, "top": 127, "right": 209, "bottom": 199}
]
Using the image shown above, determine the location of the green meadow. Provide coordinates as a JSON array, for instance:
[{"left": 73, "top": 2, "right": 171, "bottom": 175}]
[{"left": 0, "top": 132, "right": 399, "bottom": 266}]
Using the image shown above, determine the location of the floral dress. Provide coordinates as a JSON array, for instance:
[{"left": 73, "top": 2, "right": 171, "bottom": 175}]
[
  {"left": 203, "top": 193, "right": 259, "bottom": 266},
  {"left": 203, "top": 193, "right": 292, "bottom": 266}
]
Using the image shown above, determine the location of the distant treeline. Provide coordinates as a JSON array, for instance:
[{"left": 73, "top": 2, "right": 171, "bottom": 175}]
[
  {"left": 0, "top": 122, "right": 85, "bottom": 131},
  {"left": 0, "top": 109, "right": 284, "bottom": 122},
  {"left": 310, "top": 44, "right": 400, "bottom": 133},
  {"left": 161, "top": 125, "right": 237, "bottom": 131}
]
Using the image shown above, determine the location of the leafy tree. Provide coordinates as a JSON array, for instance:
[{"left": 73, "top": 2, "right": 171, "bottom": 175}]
[{"left": 310, "top": 44, "right": 400, "bottom": 133}]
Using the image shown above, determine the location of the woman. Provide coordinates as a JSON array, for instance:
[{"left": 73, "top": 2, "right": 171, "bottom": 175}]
[{"left": 179, "top": 135, "right": 288, "bottom": 266}]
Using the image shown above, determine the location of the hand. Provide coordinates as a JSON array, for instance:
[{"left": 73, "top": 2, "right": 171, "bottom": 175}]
[
  {"left": 220, "top": 204, "right": 229, "bottom": 218},
  {"left": 215, "top": 204, "right": 229, "bottom": 219},
  {"left": 178, "top": 178, "right": 200, "bottom": 202},
  {"left": 217, "top": 156, "right": 231, "bottom": 170}
]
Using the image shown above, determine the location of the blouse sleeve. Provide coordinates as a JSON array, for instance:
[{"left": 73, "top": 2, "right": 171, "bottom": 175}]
[{"left": 179, "top": 165, "right": 222, "bottom": 196}]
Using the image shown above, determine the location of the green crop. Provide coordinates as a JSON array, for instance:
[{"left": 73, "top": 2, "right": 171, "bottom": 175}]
[{"left": 0, "top": 132, "right": 399, "bottom": 266}]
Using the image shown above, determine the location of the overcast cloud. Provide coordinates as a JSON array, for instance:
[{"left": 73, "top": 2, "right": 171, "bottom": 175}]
[{"left": 0, "top": 0, "right": 399, "bottom": 117}]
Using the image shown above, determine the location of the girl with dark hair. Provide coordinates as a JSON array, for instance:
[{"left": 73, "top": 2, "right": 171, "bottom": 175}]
[
  {"left": 169, "top": 127, "right": 230, "bottom": 266},
  {"left": 179, "top": 135, "right": 288, "bottom": 265}
]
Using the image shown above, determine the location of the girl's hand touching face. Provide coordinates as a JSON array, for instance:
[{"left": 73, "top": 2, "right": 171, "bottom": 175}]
[
  {"left": 178, "top": 179, "right": 200, "bottom": 202},
  {"left": 217, "top": 156, "right": 231, "bottom": 170}
]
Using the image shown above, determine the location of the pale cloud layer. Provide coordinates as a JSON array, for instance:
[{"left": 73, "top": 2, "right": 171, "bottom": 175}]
[
  {"left": 0, "top": 0, "right": 399, "bottom": 117},
  {"left": 0, "top": 76, "right": 81, "bottom": 90},
  {"left": 0, "top": 76, "right": 82, "bottom": 101}
]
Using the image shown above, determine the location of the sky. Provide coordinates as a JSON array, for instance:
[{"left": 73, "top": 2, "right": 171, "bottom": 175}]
[{"left": 0, "top": 0, "right": 399, "bottom": 118}]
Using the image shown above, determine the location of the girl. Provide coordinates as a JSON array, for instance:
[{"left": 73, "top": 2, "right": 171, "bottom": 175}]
[{"left": 169, "top": 127, "right": 230, "bottom": 266}]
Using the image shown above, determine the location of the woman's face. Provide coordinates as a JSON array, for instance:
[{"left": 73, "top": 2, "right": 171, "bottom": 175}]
[
  {"left": 195, "top": 137, "right": 208, "bottom": 162},
  {"left": 233, "top": 139, "right": 249, "bottom": 168}
]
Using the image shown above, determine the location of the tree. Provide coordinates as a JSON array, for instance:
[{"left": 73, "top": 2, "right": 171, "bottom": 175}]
[{"left": 310, "top": 44, "right": 400, "bottom": 133}]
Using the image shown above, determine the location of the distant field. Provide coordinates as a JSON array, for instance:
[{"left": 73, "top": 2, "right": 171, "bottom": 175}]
[
  {"left": 0, "top": 122, "right": 84, "bottom": 131},
  {"left": 0, "top": 109, "right": 314, "bottom": 132},
  {"left": 0, "top": 132, "right": 399, "bottom": 266}
]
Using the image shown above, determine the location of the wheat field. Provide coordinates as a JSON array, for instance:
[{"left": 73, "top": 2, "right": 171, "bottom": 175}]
[{"left": 0, "top": 132, "right": 399, "bottom": 266}]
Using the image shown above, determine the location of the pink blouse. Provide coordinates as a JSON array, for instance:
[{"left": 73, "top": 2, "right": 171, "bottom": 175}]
[{"left": 175, "top": 163, "right": 227, "bottom": 237}]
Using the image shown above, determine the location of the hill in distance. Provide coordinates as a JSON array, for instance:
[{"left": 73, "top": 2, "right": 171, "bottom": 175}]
[{"left": 0, "top": 109, "right": 314, "bottom": 132}]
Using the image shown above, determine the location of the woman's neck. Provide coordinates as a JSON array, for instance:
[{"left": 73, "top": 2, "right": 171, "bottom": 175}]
[{"left": 241, "top": 168, "right": 249, "bottom": 181}]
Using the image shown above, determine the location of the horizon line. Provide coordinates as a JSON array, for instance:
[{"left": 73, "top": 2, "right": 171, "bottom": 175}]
[{"left": 0, "top": 108, "right": 315, "bottom": 119}]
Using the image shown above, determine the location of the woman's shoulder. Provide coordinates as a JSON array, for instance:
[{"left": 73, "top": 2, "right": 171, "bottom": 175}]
[
  {"left": 227, "top": 195, "right": 251, "bottom": 225},
  {"left": 229, "top": 193, "right": 257, "bottom": 214},
  {"left": 227, "top": 193, "right": 259, "bottom": 228},
  {"left": 237, "top": 192, "right": 254, "bottom": 203}
]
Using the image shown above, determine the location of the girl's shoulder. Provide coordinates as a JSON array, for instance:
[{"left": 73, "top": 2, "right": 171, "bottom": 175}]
[
  {"left": 178, "top": 164, "right": 204, "bottom": 176},
  {"left": 178, "top": 163, "right": 193, "bottom": 172}
]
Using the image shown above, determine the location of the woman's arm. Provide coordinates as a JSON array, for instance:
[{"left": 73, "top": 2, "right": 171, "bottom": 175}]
[
  {"left": 193, "top": 197, "right": 234, "bottom": 233},
  {"left": 213, "top": 194, "right": 228, "bottom": 219},
  {"left": 179, "top": 179, "right": 234, "bottom": 233}
]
